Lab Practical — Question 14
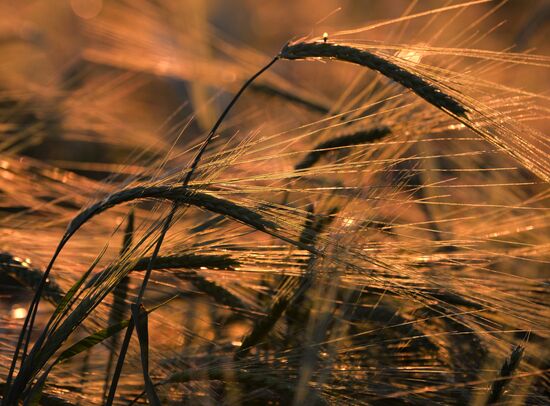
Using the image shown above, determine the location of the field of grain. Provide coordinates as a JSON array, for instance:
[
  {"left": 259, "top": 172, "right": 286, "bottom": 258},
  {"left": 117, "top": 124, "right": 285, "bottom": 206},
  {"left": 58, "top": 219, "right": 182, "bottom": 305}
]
[{"left": 0, "top": 1, "right": 549, "bottom": 404}]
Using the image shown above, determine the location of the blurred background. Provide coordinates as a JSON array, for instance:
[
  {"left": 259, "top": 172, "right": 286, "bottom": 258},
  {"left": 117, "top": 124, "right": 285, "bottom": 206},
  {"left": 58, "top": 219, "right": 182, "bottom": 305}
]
[
  {"left": 1, "top": 0, "right": 549, "bottom": 172},
  {"left": 1, "top": 1, "right": 549, "bottom": 404}
]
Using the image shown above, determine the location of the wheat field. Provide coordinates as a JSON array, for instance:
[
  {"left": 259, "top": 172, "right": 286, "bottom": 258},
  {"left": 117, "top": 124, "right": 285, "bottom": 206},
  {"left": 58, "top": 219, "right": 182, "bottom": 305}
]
[{"left": 0, "top": 1, "right": 549, "bottom": 405}]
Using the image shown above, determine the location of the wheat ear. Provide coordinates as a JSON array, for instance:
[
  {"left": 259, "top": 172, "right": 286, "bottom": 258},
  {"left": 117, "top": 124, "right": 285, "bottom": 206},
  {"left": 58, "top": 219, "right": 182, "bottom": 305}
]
[
  {"left": 279, "top": 41, "right": 467, "bottom": 117},
  {"left": 486, "top": 345, "right": 524, "bottom": 404}
]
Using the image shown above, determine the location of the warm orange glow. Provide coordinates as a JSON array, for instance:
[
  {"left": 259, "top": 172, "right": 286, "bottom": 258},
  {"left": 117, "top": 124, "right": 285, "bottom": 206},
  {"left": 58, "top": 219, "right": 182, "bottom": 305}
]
[
  {"left": 0, "top": 2, "right": 548, "bottom": 403},
  {"left": 343, "top": 218, "right": 355, "bottom": 227},
  {"left": 11, "top": 307, "right": 27, "bottom": 320},
  {"left": 70, "top": 0, "right": 103, "bottom": 20},
  {"left": 397, "top": 48, "right": 423, "bottom": 63}
]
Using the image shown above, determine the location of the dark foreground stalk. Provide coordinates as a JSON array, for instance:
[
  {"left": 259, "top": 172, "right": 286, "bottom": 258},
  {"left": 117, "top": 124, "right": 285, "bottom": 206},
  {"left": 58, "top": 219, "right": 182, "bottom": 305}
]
[{"left": 104, "top": 56, "right": 278, "bottom": 405}]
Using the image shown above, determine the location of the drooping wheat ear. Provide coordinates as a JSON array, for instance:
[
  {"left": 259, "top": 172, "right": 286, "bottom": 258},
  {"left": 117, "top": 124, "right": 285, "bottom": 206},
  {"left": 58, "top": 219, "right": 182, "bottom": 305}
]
[
  {"left": 486, "top": 345, "right": 524, "bottom": 404},
  {"left": 132, "top": 253, "right": 239, "bottom": 271},
  {"left": 235, "top": 205, "right": 337, "bottom": 360},
  {"left": 5, "top": 186, "right": 306, "bottom": 404},
  {"left": 135, "top": 253, "right": 246, "bottom": 309},
  {"left": 280, "top": 41, "right": 550, "bottom": 182},
  {"left": 279, "top": 41, "right": 468, "bottom": 117},
  {"left": 85, "top": 253, "right": 239, "bottom": 289},
  {"left": 86, "top": 252, "right": 245, "bottom": 313},
  {"left": 68, "top": 186, "right": 278, "bottom": 237},
  {"left": 181, "top": 271, "right": 248, "bottom": 310},
  {"left": 0, "top": 252, "right": 64, "bottom": 305},
  {"left": 62, "top": 185, "right": 325, "bottom": 261},
  {"left": 295, "top": 126, "right": 391, "bottom": 170}
]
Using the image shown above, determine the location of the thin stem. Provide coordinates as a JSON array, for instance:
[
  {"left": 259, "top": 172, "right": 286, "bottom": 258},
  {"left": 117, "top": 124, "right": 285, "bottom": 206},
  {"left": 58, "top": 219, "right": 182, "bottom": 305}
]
[
  {"left": 102, "top": 211, "right": 134, "bottom": 400},
  {"left": 104, "top": 56, "right": 278, "bottom": 405}
]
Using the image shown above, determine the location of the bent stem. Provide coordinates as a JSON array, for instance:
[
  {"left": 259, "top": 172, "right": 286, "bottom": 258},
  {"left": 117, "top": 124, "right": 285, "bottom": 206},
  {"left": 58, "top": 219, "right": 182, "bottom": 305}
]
[{"left": 104, "top": 56, "right": 279, "bottom": 405}]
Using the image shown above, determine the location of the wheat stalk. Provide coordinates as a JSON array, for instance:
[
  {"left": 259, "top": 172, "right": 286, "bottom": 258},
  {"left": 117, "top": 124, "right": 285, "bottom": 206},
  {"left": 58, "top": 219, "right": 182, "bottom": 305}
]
[
  {"left": 295, "top": 126, "right": 391, "bottom": 170},
  {"left": 0, "top": 252, "right": 64, "bottom": 305},
  {"left": 279, "top": 41, "right": 468, "bottom": 117},
  {"left": 486, "top": 345, "right": 524, "bottom": 404},
  {"left": 235, "top": 206, "right": 337, "bottom": 360},
  {"left": 278, "top": 40, "right": 550, "bottom": 182}
]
